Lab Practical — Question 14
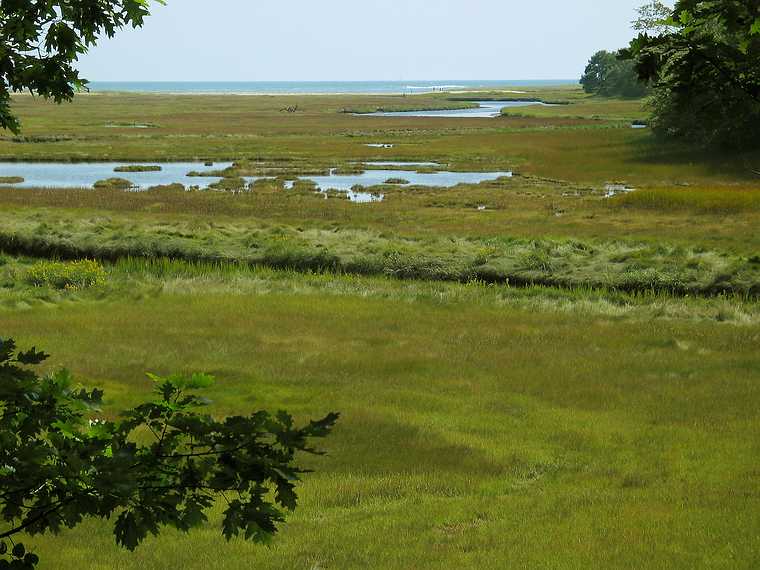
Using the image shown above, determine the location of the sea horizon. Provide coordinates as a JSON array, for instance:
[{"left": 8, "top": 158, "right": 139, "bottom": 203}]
[{"left": 86, "top": 79, "right": 578, "bottom": 95}]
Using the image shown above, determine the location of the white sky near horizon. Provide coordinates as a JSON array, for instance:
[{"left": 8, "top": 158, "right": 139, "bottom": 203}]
[{"left": 79, "top": 0, "right": 653, "bottom": 82}]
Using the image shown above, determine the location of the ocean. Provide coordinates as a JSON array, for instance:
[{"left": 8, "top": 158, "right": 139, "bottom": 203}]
[{"left": 86, "top": 80, "right": 577, "bottom": 95}]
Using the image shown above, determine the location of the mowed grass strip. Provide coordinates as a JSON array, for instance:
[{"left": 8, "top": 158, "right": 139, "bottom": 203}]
[{"left": 2, "top": 291, "right": 758, "bottom": 569}]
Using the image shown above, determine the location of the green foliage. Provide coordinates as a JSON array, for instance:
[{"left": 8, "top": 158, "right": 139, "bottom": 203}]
[
  {"left": 0, "top": 338, "right": 338, "bottom": 568},
  {"left": 94, "top": 178, "right": 135, "bottom": 190},
  {"left": 113, "top": 165, "right": 162, "bottom": 173},
  {"left": 580, "top": 51, "right": 618, "bottom": 94},
  {"left": 0, "top": 0, "right": 163, "bottom": 133},
  {"left": 208, "top": 177, "right": 248, "bottom": 192},
  {"left": 623, "top": 0, "right": 760, "bottom": 148},
  {"left": 580, "top": 51, "right": 648, "bottom": 98},
  {"left": 632, "top": 1, "right": 675, "bottom": 34},
  {"left": 26, "top": 260, "right": 107, "bottom": 290}
]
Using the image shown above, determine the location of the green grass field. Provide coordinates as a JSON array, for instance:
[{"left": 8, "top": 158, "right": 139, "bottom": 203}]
[{"left": 1, "top": 87, "right": 759, "bottom": 569}]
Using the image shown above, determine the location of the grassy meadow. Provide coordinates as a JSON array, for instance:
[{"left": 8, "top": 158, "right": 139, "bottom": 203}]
[{"left": 1, "top": 86, "right": 759, "bottom": 569}]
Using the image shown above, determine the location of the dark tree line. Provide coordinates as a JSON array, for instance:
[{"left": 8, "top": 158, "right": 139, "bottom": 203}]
[
  {"left": 580, "top": 1, "right": 760, "bottom": 149},
  {"left": 623, "top": 0, "right": 760, "bottom": 148},
  {"left": 580, "top": 50, "right": 648, "bottom": 98}
]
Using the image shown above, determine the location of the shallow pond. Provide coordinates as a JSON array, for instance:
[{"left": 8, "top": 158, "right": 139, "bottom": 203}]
[
  {"left": 0, "top": 162, "right": 232, "bottom": 189},
  {"left": 255, "top": 165, "right": 511, "bottom": 203},
  {"left": 0, "top": 161, "right": 512, "bottom": 204},
  {"left": 297, "top": 167, "right": 512, "bottom": 196},
  {"left": 362, "top": 100, "right": 553, "bottom": 118}
]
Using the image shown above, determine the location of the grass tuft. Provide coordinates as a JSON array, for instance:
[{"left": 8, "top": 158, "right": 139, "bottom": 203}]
[{"left": 26, "top": 259, "right": 106, "bottom": 290}]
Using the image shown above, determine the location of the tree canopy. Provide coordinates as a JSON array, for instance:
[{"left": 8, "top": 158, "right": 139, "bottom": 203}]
[
  {"left": 0, "top": 0, "right": 161, "bottom": 133},
  {"left": 0, "top": 337, "right": 338, "bottom": 569},
  {"left": 623, "top": 0, "right": 760, "bottom": 148},
  {"left": 580, "top": 50, "right": 648, "bottom": 98}
]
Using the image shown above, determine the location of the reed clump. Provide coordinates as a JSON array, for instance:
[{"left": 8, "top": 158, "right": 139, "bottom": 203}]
[{"left": 26, "top": 259, "right": 106, "bottom": 290}]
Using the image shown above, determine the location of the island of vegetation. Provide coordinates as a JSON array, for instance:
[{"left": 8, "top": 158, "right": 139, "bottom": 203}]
[{"left": 113, "top": 165, "right": 163, "bottom": 173}]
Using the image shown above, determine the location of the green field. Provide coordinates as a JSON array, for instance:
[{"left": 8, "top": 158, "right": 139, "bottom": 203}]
[{"left": 1, "top": 87, "right": 759, "bottom": 569}]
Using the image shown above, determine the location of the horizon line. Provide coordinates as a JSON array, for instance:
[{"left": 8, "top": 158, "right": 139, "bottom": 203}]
[{"left": 86, "top": 79, "right": 580, "bottom": 83}]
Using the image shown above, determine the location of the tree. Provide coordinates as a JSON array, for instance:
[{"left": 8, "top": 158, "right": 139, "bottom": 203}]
[
  {"left": 633, "top": 1, "right": 676, "bottom": 34},
  {"left": 0, "top": 0, "right": 163, "bottom": 134},
  {"left": 623, "top": 0, "right": 760, "bottom": 148},
  {"left": 0, "top": 337, "right": 339, "bottom": 569},
  {"left": 580, "top": 50, "right": 648, "bottom": 98},
  {"left": 580, "top": 51, "right": 618, "bottom": 94}
]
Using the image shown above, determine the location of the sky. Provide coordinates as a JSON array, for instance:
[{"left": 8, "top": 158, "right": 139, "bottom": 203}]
[{"left": 79, "top": 0, "right": 650, "bottom": 82}]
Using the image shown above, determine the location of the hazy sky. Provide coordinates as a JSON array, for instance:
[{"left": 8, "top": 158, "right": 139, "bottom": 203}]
[{"left": 80, "top": 0, "right": 649, "bottom": 81}]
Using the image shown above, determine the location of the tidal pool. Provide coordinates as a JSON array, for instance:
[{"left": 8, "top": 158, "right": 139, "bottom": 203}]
[
  {"left": 0, "top": 162, "right": 233, "bottom": 189},
  {"left": 0, "top": 161, "right": 512, "bottom": 204},
  {"left": 298, "top": 167, "right": 512, "bottom": 195},
  {"left": 259, "top": 165, "right": 511, "bottom": 202},
  {"left": 362, "top": 100, "right": 553, "bottom": 118}
]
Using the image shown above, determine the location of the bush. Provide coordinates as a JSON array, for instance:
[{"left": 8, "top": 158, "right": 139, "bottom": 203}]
[
  {"left": 94, "top": 177, "right": 134, "bottom": 190},
  {"left": 209, "top": 177, "right": 247, "bottom": 192},
  {"left": 519, "top": 250, "right": 555, "bottom": 273},
  {"left": 26, "top": 259, "right": 107, "bottom": 290}
]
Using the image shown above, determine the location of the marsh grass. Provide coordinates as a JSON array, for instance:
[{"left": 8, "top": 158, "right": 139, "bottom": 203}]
[
  {"left": 25, "top": 259, "right": 106, "bottom": 290},
  {"left": 3, "top": 90, "right": 758, "bottom": 186},
  {"left": 93, "top": 177, "right": 134, "bottom": 190},
  {"left": 614, "top": 185, "right": 760, "bottom": 213},
  {"left": 1, "top": 208, "right": 757, "bottom": 296},
  {"left": 2, "top": 252, "right": 758, "bottom": 325},
  {"left": 113, "top": 165, "right": 162, "bottom": 173},
  {"left": 1, "top": 264, "right": 758, "bottom": 569},
  {"left": 1, "top": 86, "right": 759, "bottom": 569}
]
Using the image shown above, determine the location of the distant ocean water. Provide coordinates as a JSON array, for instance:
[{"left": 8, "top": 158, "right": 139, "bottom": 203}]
[{"left": 86, "top": 80, "right": 577, "bottom": 94}]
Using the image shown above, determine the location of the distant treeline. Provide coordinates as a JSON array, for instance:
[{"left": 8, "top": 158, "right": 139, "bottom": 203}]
[{"left": 580, "top": 51, "right": 648, "bottom": 99}]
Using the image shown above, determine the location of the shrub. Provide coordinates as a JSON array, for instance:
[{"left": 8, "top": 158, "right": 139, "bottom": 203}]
[
  {"left": 519, "top": 250, "right": 555, "bottom": 273},
  {"left": 209, "top": 177, "right": 247, "bottom": 192},
  {"left": 617, "top": 268, "right": 685, "bottom": 293},
  {"left": 0, "top": 176, "right": 23, "bottom": 184},
  {"left": 384, "top": 178, "right": 410, "bottom": 185},
  {"left": 26, "top": 259, "right": 107, "bottom": 290},
  {"left": 94, "top": 177, "right": 135, "bottom": 190}
]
